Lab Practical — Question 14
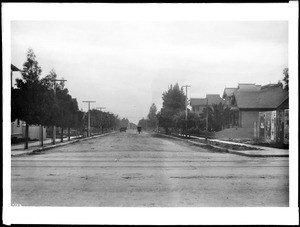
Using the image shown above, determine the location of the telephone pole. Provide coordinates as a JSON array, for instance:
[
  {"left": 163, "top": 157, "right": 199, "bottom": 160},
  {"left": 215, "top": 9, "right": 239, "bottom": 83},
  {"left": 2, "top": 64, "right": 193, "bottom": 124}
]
[
  {"left": 206, "top": 98, "right": 208, "bottom": 142},
  {"left": 50, "top": 79, "right": 67, "bottom": 145},
  {"left": 182, "top": 85, "right": 191, "bottom": 137},
  {"left": 83, "top": 101, "right": 96, "bottom": 137}
]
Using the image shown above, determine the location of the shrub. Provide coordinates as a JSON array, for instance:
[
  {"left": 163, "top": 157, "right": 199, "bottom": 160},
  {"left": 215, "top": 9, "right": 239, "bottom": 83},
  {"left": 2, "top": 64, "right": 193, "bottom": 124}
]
[{"left": 187, "top": 127, "right": 215, "bottom": 138}]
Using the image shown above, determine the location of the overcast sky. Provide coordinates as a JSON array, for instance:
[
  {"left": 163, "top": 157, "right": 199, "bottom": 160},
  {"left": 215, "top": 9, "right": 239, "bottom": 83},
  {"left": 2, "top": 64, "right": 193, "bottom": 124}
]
[{"left": 11, "top": 21, "right": 288, "bottom": 124}]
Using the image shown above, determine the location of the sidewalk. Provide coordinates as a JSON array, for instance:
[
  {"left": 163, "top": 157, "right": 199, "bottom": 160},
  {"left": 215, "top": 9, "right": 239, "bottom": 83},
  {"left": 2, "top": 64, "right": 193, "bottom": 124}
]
[
  {"left": 161, "top": 133, "right": 289, "bottom": 157},
  {"left": 190, "top": 135, "right": 289, "bottom": 157},
  {"left": 11, "top": 132, "right": 116, "bottom": 157}
]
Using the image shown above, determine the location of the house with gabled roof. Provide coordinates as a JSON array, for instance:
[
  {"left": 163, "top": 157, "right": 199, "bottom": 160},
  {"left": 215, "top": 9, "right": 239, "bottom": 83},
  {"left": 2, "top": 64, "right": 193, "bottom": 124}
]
[
  {"left": 222, "top": 87, "right": 237, "bottom": 106},
  {"left": 216, "top": 83, "right": 289, "bottom": 140},
  {"left": 229, "top": 83, "right": 288, "bottom": 129},
  {"left": 190, "top": 94, "right": 225, "bottom": 116}
]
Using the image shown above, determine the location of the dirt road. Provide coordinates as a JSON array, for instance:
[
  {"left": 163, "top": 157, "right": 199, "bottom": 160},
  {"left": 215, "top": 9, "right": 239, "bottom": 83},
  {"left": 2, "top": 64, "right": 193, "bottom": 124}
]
[{"left": 11, "top": 130, "right": 289, "bottom": 206}]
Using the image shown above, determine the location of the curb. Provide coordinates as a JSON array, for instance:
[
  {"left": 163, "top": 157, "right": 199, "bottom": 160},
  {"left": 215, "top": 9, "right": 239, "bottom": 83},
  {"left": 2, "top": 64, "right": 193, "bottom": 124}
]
[
  {"left": 11, "top": 131, "right": 117, "bottom": 157},
  {"left": 225, "top": 150, "right": 288, "bottom": 158},
  {"left": 157, "top": 133, "right": 288, "bottom": 158},
  {"left": 187, "top": 140, "right": 229, "bottom": 153}
]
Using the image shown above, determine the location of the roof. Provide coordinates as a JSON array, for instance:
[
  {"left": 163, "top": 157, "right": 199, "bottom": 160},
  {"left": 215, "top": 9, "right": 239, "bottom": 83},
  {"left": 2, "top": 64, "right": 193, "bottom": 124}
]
[
  {"left": 234, "top": 85, "right": 288, "bottom": 109},
  {"left": 237, "top": 83, "right": 261, "bottom": 92},
  {"left": 206, "top": 94, "right": 225, "bottom": 104},
  {"left": 277, "top": 96, "right": 289, "bottom": 109},
  {"left": 190, "top": 98, "right": 206, "bottom": 106},
  {"left": 190, "top": 94, "right": 224, "bottom": 106},
  {"left": 261, "top": 83, "right": 282, "bottom": 89},
  {"left": 222, "top": 84, "right": 261, "bottom": 99},
  {"left": 258, "top": 86, "right": 288, "bottom": 108},
  {"left": 11, "top": 64, "right": 20, "bottom": 71},
  {"left": 222, "top": 88, "right": 237, "bottom": 98}
]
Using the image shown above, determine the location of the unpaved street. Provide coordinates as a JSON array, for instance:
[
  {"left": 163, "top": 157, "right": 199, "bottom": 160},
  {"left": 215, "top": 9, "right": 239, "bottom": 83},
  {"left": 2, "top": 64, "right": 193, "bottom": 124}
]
[{"left": 11, "top": 130, "right": 289, "bottom": 207}]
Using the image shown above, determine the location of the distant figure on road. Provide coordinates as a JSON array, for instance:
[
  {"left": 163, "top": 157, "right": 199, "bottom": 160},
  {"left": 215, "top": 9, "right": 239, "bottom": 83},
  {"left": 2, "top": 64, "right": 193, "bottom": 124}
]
[{"left": 137, "top": 126, "right": 142, "bottom": 134}]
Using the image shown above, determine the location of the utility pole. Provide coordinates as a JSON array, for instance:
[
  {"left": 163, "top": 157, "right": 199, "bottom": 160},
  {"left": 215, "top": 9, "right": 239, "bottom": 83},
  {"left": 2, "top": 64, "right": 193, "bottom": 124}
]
[
  {"left": 50, "top": 79, "right": 67, "bottom": 145},
  {"left": 182, "top": 85, "right": 191, "bottom": 137},
  {"left": 206, "top": 98, "right": 208, "bottom": 142},
  {"left": 96, "top": 107, "right": 106, "bottom": 134},
  {"left": 83, "top": 101, "right": 96, "bottom": 137}
]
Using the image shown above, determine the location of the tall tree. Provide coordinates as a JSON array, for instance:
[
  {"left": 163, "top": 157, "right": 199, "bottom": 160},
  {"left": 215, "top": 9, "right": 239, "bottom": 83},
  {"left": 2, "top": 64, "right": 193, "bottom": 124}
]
[
  {"left": 147, "top": 103, "right": 158, "bottom": 130},
  {"left": 21, "top": 48, "right": 42, "bottom": 83},
  {"left": 161, "top": 84, "right": 185, "bottom": 112},
  {"left": 65, "top": 98, "right": 80, "bottom": 139},
  {"left": 42, "top": 69, "right": 68, "bottom": 124},
  {"left": 90, "top": 109, "right": 103, "bottom": 133},
  {"left": 12, "top": 49, "right": 48, "bottom": 148},
  {"left": 76, "top": 110, "right": 85, "bottom": 135},
  {"left": 55, "top": 87, "right": 74, "bottom": 141},
  {"left": 157, "top": 83, "right": 185, "bottom": 133}
]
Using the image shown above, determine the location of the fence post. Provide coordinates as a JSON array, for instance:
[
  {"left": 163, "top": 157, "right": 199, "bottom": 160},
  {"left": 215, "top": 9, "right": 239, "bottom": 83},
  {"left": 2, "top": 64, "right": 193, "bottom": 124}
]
[{"left": 40, "top": 125, "right": 44, "bottom": 147}]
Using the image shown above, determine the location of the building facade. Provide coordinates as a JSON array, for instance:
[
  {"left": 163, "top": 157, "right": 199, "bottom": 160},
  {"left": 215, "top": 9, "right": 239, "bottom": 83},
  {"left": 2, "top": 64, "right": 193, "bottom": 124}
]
[
  {"left": 190, "top": 94, "right": 225, "bottom": 116},
  {"left": 229, "top": 84, "right": 288, "bottom": 129}
]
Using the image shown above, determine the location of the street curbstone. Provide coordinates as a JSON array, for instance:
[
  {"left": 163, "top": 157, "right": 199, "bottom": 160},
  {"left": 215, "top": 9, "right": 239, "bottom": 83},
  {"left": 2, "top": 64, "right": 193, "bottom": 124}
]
[
  {"left": 225, "top": 150, "right": 288, "bottom": 158},
  {"left": 11, "top": 131, "right": 117, "bottom": 157},
  {"left": 187, "top": 140, "right": 229, "bottom": 153}
]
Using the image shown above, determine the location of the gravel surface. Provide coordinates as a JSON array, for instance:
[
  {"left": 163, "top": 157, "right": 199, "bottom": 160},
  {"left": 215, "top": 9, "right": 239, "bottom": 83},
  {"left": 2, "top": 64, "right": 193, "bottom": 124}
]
[{"left": 11, "top": 129, "right": 289, "bottom": 207}]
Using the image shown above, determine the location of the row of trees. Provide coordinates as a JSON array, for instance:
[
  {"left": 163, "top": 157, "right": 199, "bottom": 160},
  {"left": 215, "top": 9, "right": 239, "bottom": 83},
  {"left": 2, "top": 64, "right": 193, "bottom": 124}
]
[
  {"left": 11, "top": 49, "right": 122, "bottom": 148},
  {"left": 89, "top": 109, "right": 124, "bottom": 133},
  {"left": 12, "top": 49, "right": 84, "bottom": 148}
]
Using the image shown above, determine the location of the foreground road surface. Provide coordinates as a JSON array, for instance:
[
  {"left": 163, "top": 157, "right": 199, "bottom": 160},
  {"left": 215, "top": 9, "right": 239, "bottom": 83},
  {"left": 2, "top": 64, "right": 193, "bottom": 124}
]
[{"left": 11, "top": 130, "right": 289, "bottom": 206}]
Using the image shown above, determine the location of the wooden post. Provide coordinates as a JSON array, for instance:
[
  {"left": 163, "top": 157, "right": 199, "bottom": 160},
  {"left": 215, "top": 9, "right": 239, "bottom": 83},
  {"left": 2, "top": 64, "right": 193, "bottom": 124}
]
[
  {"left": 68, "top": 127, "right": 71, "bottom": 141},
  {"left": 52, "top": 126, "right": 56, "bottom": 145},
  {"left": 83, "top": 101, "right": 96, "bottom": 137},
  {"left": 185, "top": 86, "right": 188, "bottom": 138},
  {"left": 25, "top": 123, "right": 29, "bottom": 149},
  {"left": 88, "top": 103, "right": 90, "bottom": 137},
  {"left": 205, "top": 99, "right": 208, "bottom": 142},
  {"left": 61, "top": 127, "right": 63, "bottom": 142},
  {"left": 40, "top": 125, "right": 44, "bottom": 147}
]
